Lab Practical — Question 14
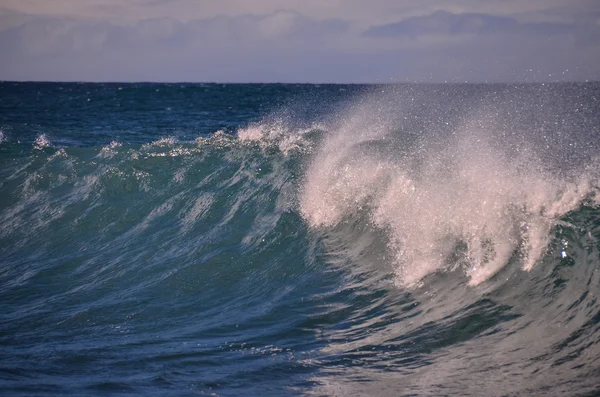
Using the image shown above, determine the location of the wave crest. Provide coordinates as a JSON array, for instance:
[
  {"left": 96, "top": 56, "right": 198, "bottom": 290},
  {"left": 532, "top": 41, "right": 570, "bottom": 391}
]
[{"left": 299, "top": 88, "right": 600, "bottom": 286}]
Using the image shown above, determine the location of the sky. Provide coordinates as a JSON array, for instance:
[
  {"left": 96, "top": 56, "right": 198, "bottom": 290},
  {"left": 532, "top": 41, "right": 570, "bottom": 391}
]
[{"left": 0, "top": 0, "right": 599, "bottom": 83}]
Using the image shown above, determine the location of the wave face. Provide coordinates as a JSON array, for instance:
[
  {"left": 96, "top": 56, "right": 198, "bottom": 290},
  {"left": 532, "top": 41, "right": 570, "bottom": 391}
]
[{"left": 1, "top": 82, "right": 600, "bottom": 396}]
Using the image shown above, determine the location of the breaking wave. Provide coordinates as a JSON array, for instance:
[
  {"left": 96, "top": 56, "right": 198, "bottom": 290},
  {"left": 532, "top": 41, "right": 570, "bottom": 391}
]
[
  {"left": 298, "top": 86, "right": 600, "bottom": 286},
  {"left": 2, "top": 82, "right": 599, "bottom": 396}
]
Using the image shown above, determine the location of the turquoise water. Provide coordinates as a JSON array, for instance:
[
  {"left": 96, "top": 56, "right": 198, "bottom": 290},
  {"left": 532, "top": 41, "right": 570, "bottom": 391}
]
[{"left": 1, "top": 82, "right": 600, "bottom": 396}]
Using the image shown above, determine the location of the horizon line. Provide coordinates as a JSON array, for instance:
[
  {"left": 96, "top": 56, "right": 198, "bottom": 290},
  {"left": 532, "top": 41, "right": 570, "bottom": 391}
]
[{"left": 2, "top": 79, "right": 599, "bottom": 85}]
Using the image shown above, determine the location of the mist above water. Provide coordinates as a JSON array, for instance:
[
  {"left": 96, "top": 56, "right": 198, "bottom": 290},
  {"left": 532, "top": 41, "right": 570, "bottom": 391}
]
[{"left": 298, "top": 85, "right": 600, "bottom": 285}]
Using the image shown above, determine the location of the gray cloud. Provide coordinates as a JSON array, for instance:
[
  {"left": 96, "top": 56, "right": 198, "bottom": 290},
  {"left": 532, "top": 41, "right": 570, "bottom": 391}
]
[
  {"left": 1, "top": 10, "right": 349, "bottom": 51},
  {"left": 358, "top": 10, "right": 600, "bottom": 82},
  {"left": 4, "top": 0, "right": 596, "bottom": 27},
  {"left": 0, "top": 4, "right": 598, "bottom": 82},
  {"left": 0, "top": 11, "right": 352, "bottom": 82},
  {"left": 362, "top": 10, "right": 588, "bottom": 39},
  {"left": 364, "top": 11, "right": 519, "bottom": 38}
]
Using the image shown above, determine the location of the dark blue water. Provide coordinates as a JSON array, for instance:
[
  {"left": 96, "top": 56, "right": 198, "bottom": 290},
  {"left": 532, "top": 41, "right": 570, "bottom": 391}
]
[{"left": 1, "top": 82, "right": 600, "bottom": 396}]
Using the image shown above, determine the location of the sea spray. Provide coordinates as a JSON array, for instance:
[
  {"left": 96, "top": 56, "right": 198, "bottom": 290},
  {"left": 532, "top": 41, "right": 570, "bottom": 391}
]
[
  {"left": 1, "top": 82, "right": 599, "bottom": 396},
  {"left": 299, "top": 86, "right": 600, "bottom": 285}
]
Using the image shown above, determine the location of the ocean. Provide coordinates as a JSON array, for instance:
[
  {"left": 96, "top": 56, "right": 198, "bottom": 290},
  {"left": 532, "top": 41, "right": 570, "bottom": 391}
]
[{"left": 1, "top": 82, "right": 599, "bottom": 396}]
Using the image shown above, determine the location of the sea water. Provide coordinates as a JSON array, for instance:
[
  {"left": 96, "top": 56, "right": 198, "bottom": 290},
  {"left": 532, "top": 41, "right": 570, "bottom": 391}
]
[{"left": 1, "top": 82, "right": 599, "bottom": 396}]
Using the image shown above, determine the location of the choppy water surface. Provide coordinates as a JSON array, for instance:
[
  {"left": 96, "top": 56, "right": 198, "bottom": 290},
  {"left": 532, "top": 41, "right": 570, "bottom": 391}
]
[{"left": 1, "top": 82, "right": 599, "bottom": 396}]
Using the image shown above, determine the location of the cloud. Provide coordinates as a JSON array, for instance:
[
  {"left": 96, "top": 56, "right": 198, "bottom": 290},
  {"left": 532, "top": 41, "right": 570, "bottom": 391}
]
[
  {"left": 0, "top": 6, "right": 598, "bottom": 82},
  {"left": 356, "top": 10, "right": 600, "bottom": 82},
  {"left": 362, "top": 10, "right": 580, "bottom": 39},
  {"left": 185, "top": 11, "right": 349, "bottom": 43},
  {"left": 0, "top": 11, "right": 352, "bottom": 82},
  {"left": 0, "top": 10, "right": 349, "bottom": 55}
]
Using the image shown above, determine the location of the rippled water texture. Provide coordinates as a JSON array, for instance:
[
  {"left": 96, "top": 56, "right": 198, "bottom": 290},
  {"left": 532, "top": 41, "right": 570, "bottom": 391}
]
[{"left": 1, "top": 82, "right": 599, "bottom": 396}]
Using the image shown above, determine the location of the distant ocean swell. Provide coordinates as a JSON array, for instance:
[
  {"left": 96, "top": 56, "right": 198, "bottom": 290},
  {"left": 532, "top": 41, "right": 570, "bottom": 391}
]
[{"left": 1, "top": 83, "right": 599, "bottom": 396}]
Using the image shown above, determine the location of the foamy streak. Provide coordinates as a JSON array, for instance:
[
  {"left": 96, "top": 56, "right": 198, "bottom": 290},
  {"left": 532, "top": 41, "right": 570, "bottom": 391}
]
[
  {"left": 98, "top": 141, "right": 123, "bottom": 158},
  {"left": 143, "top": 136, "right": 177, "bottom": 148},
  {"left": 34, "top": 134, "right": 51, "bottom": 150},
  {"left": 300, "top": 94, "right": 600, "bottom": 286},
  {"left": 237, "top": 118, "right": 321, "bottom": 155}
]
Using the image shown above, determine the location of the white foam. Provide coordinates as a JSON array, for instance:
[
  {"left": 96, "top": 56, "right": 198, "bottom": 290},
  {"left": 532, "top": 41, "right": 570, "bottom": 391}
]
[
  {"left": 195, "top": 130, "right": 236, "bottom": 148},
  {"left": 299, "top": 92, "right": 600, "bottom": 287},
  {"left": 142, "top": 136, "right": 177, "bottom": 149},
  {"left": 34, "top": 134, "right": 51, "bottom": 150},
  {"left": 237, "top": 118, "right": 321, "bottom": 155},
  {"left": 98, "top": 140, "right": 122, "bottom": 158}
]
